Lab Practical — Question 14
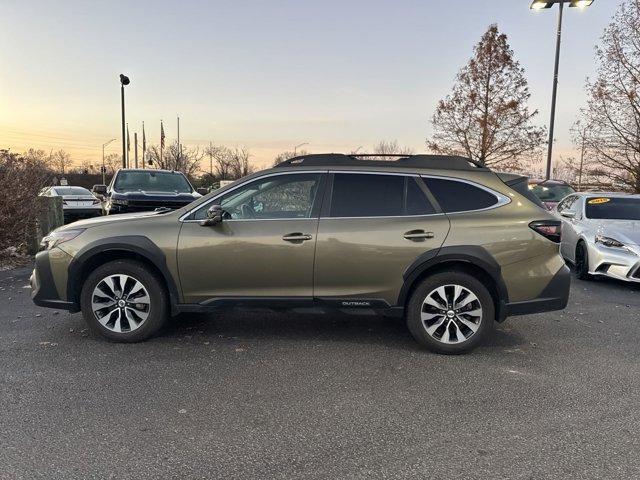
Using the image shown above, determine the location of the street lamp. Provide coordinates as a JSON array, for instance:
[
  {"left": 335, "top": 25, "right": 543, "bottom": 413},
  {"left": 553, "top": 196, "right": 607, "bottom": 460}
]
[
  {"left": 101, "top": 138, "right": 116, "bottom": 184},
  {"left": 119, "top": 74, "right": 130, "bottom": 169},
  {"left": 294, "top": 142, "right": 308, "bottom": 156},
  {"left": 531, "top": 0, "right": 595, "bottom": 179}
]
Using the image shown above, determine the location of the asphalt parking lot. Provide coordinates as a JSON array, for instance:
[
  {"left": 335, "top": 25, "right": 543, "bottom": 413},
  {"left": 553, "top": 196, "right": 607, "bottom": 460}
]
[{"left": 1, "top": 266, "right": 640, "bottom": 480}]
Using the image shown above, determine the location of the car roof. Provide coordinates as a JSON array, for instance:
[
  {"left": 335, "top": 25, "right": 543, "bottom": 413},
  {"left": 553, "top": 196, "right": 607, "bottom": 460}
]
[
  {"left": 574, "top": 192, "right": 637, "bottom": 198},
  {"left": 528, "top": 179, "right": 571, "bottom": 186},
  {"left": 116, "top": 168, "right": 182, "bottom": 174}
]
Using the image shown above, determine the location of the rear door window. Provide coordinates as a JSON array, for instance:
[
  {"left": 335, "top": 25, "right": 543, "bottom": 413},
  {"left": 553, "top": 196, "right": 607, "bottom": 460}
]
[
  {"left": 330, "top": 174, "right": 404, "bottom": 217},
  {"left": 422, "top": 177, "right": 499, "bottom": 213}
]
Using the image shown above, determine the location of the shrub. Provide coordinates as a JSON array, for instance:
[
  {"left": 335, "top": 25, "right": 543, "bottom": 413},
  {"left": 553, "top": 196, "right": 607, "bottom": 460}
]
[{"left": 0, "top": 149, "right": 53, "bottom": 252}]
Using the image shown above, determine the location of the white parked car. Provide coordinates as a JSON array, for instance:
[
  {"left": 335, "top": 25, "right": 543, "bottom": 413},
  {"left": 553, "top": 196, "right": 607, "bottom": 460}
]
[
  {"left": 40, "top": 186, "right": 103, "bottom": 222},
  {"left": 555, "top": 192, "right": 640, "bottom": 282}
]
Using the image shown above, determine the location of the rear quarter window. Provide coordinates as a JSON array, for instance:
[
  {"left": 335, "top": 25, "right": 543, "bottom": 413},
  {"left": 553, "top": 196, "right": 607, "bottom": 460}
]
[{"left": 422, "top": 177, "right": 499, "bottom": 213}]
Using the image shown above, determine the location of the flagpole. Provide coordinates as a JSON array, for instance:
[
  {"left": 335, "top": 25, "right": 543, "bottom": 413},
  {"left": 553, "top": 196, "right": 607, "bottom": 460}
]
[
  {"left": 126, "top": 123, "right": 130, "bottom": 168},
  {"left": 134, "top": 132, "right": 138, "bottom": 169},
  {"left": 177, "top": 115, "right": 181, "bottom": 161},
  {"left": 142, "top": 121, "right": 146, "bottom": 169},
  {"left": 160, "top": 119, "right": 164, "bottom": 166}
]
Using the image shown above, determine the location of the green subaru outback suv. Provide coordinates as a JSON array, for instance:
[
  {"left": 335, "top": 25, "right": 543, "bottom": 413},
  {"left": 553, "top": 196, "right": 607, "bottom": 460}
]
[{"left": 31, "top": 154, "right": 570, "bottom": 354}]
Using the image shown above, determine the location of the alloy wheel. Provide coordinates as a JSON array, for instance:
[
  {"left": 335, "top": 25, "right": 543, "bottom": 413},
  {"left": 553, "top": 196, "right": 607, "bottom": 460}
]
[
  {"left": 421, "top": 284, "right": 482, "bottom": 344},
  {"left": 91, "top": 274, "right": 151, "bottom": 333}
]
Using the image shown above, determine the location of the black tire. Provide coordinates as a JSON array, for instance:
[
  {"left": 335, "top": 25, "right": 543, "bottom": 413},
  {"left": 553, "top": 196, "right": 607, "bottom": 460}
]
[
  {"left": 80, "top": 260, "right": 169, "bottom": 342},
  {"left": 575, "top": 242, "right": 591, "bottom": 280},
  {"left": 406, "top": 271, "right": 495, "bottom": 355}
]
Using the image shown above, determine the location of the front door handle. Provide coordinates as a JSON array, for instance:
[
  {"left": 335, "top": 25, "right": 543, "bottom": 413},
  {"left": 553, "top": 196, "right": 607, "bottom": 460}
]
[
  {"left": 403, "top": 230, "right": 435, "bottom": 241},
  {"left": 282, "top": 233, "right": 313, "bottom": 242}
]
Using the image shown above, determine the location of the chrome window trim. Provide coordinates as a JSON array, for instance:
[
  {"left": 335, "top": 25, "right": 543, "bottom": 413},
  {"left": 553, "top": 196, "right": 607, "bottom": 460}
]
[
  {"left": 180, "top": 170, "right": 327, "bottom": 222},
  {"left": 419, "top": 174, "right": 511, "bottom": 214}
]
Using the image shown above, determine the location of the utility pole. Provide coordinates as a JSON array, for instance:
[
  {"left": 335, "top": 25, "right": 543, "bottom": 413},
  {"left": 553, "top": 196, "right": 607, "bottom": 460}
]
[{"left": 578, "top": 127, "right": 587, "bottom": 191}]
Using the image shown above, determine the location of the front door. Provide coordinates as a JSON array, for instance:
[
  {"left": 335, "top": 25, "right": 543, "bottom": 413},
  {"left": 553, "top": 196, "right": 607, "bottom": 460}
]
[
  {"left": 177, "top": 172, "right": 326, "bottom": 304},
  {"left": 313, "top": 172, "right": 450, "bottom": 306}
]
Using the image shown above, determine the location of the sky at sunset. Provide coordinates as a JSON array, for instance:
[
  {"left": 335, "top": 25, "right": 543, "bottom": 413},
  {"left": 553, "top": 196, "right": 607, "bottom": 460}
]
[{"left": 1, "top": 0, "right": 621, "bottom": 169}]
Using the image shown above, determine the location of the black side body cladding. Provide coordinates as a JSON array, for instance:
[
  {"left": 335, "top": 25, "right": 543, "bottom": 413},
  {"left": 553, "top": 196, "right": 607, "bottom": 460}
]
[{"left": 66, "top": 235, "right": 181, "bottom": 314}]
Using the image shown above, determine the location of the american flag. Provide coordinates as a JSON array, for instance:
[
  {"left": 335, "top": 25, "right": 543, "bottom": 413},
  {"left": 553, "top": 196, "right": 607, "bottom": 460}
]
[{"left": 160, "top": 121, "right": 165, "bottom": 149}]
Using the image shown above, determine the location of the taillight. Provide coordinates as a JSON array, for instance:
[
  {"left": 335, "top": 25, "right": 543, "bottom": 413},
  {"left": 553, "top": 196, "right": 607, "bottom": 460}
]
[{"left": 529, "top": 220, "right": 562, "bottom": 243}]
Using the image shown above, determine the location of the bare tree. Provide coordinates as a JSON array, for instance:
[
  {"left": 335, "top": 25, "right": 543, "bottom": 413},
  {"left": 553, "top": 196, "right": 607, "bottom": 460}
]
[
  {"left": 103, "top": 153, "right": 121, "bottom": 175},
  {"left": 427, "top": 25, "right": 545, "bottom": 170},
  {"left": 51, "top": 149, "right": 73, "bottom": 175},
  {"left": 578, "top": 0, "right": 640, "bottom": 192},
  {"left": 146, "top": 141, "right": 203, "bottom": 178},
  {"left": 227, "top": 147, "right": 255, "bottom": 179},
  {"left": 367, "top": 140, "right": 414, "bottom": 159},
  {"left": 273, "top": 150, "right": 309, "bottom": 166}
]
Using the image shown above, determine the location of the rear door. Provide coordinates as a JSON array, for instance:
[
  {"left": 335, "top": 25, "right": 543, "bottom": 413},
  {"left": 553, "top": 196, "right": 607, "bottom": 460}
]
[{"left": 313, "top": 172, "right": 450, "bottom": 306}]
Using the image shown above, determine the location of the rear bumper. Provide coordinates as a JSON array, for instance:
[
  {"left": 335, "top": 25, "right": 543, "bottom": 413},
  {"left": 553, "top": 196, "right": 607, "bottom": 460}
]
[
  {"left": 502, "top": 264, "right": 571, "bottom": 318},
  {"left": 30, "top": 250, "right": 79, "bottom": 312}
]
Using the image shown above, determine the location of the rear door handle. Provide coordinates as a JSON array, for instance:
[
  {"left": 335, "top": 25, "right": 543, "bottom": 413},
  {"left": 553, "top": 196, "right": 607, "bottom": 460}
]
[
  {"left": 282, "top": 233, "right": 313, "bottom": 242},
  {"left": 403, "top": 230, "right": 434, "bottom": 240}
]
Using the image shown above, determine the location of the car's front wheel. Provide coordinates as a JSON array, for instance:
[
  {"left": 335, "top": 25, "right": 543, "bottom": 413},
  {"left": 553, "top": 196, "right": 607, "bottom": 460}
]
[
  {"left": 575, "top": 242, "right": 591, "bottom": 280},
  {"left": 80, "top": 260, "right": 169, "bottom": 342},
  {"left": 406, "top": 271, "right": 494, "bottom": 354}
]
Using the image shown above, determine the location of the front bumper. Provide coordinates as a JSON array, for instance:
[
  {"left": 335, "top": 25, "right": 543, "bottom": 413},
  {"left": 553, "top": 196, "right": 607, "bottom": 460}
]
[
  {"left": 588, "top": 242, "right": 640, "bottom": 283},
  {"left": 30, "top": 250, "right": 79, "bottom": 312},
  {"left": 503, "top": 264, "right": 571, "bottom": 318}
]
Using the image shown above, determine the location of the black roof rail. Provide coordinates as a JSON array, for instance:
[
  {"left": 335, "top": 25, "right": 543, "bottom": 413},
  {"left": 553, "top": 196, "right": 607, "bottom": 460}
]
[{"left": 273, "top": 153, "right": 489, "bottom": 171}]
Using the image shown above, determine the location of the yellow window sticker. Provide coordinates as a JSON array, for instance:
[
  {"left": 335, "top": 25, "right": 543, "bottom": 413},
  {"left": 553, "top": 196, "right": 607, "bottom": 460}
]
[{"left": 588, "top": 198, "right": 611, "bottom": 205}]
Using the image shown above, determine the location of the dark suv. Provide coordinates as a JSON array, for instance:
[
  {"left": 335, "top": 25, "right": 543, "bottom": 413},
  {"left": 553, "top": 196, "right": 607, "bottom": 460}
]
[
  {"left": 31, "top": 154, "right": 570, "bottom": 354},
  {"left": 101, "top": 169, "right": 201, "bottom": 214}
]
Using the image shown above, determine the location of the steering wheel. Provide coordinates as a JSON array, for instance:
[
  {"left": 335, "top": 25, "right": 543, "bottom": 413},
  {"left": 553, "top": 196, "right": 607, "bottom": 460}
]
[{"left": 240, "top": 203, "right": 256, "bottom": 219}]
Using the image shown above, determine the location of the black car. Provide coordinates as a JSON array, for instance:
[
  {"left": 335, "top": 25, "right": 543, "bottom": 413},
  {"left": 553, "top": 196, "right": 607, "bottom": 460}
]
[{"left": 99, "top": 169, "right": 201, "bottom": 214}]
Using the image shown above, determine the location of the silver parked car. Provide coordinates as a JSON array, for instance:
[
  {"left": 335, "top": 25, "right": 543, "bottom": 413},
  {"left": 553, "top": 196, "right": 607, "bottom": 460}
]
[
  {"left": 555, "top": 192, "right": 640, "bottom": 282},
  {"left": 40, "top": 186, "right": 103, "bottom": 222}
]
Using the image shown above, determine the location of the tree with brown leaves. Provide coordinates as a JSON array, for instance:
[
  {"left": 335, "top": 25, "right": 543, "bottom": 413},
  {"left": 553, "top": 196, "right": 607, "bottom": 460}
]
[
  {"left": 579, "top": 0, "right": 640, "bottom": 193},
  {"left": 427, "top": 25, "right": 545, "bottom": 170}
]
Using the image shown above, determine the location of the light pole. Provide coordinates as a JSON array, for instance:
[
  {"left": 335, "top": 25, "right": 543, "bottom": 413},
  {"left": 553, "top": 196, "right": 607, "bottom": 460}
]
[
  {"left": 530, "top": 0, "right": 595, "bottom": 179},
  {"left": 294, "top": 142, "right": 308, "bottom": 156},
  {"left": 102, "top": 138, "right": 116, "bottom": 184},
  {"left": 119, "top": 74, "right": 130, "bottom": 169}
]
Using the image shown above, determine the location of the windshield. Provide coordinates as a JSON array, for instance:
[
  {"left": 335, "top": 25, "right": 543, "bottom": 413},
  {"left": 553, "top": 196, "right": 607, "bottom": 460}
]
[
  {"left": 114, "top": 171, "right": 193, "bottom": 193},
  {"left": 53, "top": 187, "right": 92, "bottom": 196},
  {"left": 529, "top": 183, "right": 575, "bottom": 203},
  {"left": 585, "top": 197, "right": 640, "bottom": 220}
]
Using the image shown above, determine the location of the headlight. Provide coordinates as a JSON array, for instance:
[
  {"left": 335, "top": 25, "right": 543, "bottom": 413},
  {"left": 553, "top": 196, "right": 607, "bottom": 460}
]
[
  {"left": 595, "top": 234, "right": 626, "bottom": 249},
  {"left": 40, "top": 229, "right": 85, "bottom": 250}
]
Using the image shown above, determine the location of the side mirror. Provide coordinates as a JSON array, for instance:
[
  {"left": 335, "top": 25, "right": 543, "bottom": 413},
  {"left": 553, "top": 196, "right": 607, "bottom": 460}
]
[
  {"left": 560, "top": 210, "right": 576, "bottom": 219},
  {"left": 199, "top": 204, "right": 223, "bottom": 226},
  {"left": 196, "top": 187, "right": 209, "bottom": 196},
  {"left": 92, "top": 184, "right": 107, "bottom": 196}
]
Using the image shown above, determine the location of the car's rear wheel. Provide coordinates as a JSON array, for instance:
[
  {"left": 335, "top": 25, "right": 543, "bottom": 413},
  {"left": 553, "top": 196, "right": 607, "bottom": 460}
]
[
  {"left": 406, "top": 271, "right": 494, "bottom": 354},
  {"left": 575, "top": 242, "right": 591, "bottom": 280},
  {"left": 80, "top": 260, "right": 168, "bottom": 342}
]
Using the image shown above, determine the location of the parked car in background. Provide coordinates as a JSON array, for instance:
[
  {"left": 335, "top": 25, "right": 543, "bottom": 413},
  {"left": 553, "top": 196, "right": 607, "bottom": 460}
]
[
  {"left": 556, "top": 192, "right": 640, "bottom": 283},
  {"left": 31, "top": 154, "right": 569, "bottom": 354},
  {"left": 529, "top": 179, "right": 575, "bottom": 210},
  {"left": 39, "top": 186, "right": 103, "bottom": 222},
  {"left": 101, "top": 169, "right": 201, "bottom": 215}
]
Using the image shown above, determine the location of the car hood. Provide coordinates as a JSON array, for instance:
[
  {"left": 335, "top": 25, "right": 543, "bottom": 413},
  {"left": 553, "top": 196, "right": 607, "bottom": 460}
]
[
  {"left": 58, "top": 211, "right": 170, "bottom": 230},
  {"left": 112, "top": 191, "right": 200, "bottom": 200},
  {"left": 594, "top": 220, "right": 640, "bottom": 246}
]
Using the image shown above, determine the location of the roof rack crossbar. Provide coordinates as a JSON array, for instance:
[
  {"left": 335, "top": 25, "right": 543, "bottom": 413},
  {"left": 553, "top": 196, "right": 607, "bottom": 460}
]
[{"left": 274, "top": 153, "right": 489, "bottom": 171}]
